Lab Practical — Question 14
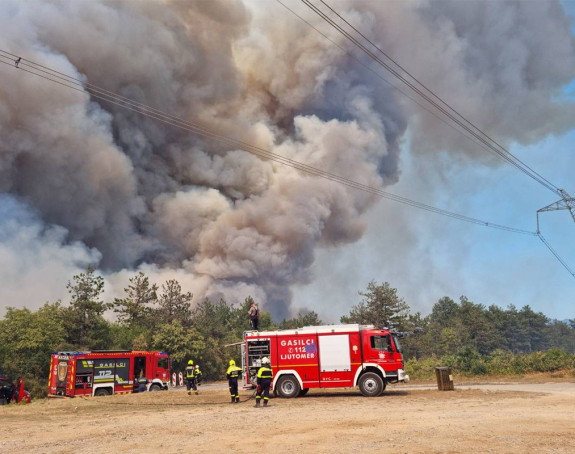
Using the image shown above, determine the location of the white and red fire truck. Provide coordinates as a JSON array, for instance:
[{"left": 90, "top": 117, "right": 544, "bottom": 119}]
[
  {"left": 242, "top": 324, "right": 409, "bottom": 397},
  {"left": 48, "top": 350, "right": 170, "bottom": 397}
]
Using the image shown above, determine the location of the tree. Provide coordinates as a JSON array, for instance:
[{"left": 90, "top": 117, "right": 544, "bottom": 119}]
[
  {"left": 517, "top": 305, "right": 549, "bottom": 353},
  {"left": 0, "top": 303, "right": 69, "bottom": 397},
  {"left": 546, "top": 320, "right": 575, "bottom": 352},
  {"left": 457, "top": 296, "right": 498, "bottom": 354},
  {"left": 113, "top": 272, "right": 158, "bottom": 329},
  {"left": 156, "top": 279, "right": 193, "bottom": 327},
  {"left": 340, "top": 281, "right": 411, "bottom": 330},
  {"left": 64, "top": 266, "right": 111, "bottom": 348},
  {"left": 191, "top": 298, "right": 236, "bottom": 341},
  {"left": 501, "top": 305, "right": 531, "bottom": 354},
  {"left": 152, "top": 321, "right": 204, "bottom": 374},
  {"left": 279, "top": 310, "right": 323, "bottom": 330},
  {"left": 401, "top": 312, "right": 430, "bottom": 359},
  {"left": 438, "top": 326, "right": 461, "bottom": 355},
  {"left": 429, "top": 297, "right": 459, "bottom": 327}
]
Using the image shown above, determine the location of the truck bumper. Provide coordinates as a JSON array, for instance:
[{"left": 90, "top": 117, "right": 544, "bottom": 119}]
[{"left": 398, "top": 369, "right": 410, "bottom": 383}]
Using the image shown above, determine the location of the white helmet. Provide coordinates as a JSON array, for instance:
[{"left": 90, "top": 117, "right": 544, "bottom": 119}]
[{"left": 261, "top": 357, "right": 270, "bottom": 365}]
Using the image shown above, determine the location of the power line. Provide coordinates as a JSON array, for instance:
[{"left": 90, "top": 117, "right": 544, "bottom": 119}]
[
  {"left": 537, "top": 233, "right": 575, "bottom": 277},
  {"left": 287, "top": 0, "right": 574, "bottom": 279},
  {"left": 296, "top": 0, "right": 562, "bottom": 197},
  {"left": 273, "top": 0, "right": 496, "bottom": 157},
  {"left": 0, "top": 50, "right": 536, "bottom": 237}
]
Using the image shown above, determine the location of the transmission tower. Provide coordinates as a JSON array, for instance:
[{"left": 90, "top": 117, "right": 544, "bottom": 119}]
[{"left": 536, "top": 189, "right": 575, "bottom": 233}]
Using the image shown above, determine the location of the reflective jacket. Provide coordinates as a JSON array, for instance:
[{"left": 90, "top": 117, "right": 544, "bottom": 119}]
[
  {"left": 256, "top": 366, "right": 273, "bottom": 385},
  {"left": 185, "top": 366, "right": 196, "bottom": 379},
  {"left": 137, "top": 376, "right": 149, "bottom": 392},
  {"left": 226, "top": 365, "right": 242, "bottom": 381}
]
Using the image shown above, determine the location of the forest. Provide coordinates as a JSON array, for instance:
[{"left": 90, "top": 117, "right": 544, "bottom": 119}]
[{"left": 1, "top": 268, "right": 574, "bottom": 398}]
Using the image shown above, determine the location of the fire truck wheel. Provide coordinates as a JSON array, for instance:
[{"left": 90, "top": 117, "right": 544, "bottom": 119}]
[
  {"left": 358, "top": 372, "right": 384, "bottom": 397},
  {"left": 276, "top": 375, "right": 301, "bottom": 398},
  {"left": 94, "top": 388, "right": 111, "bottom": 397},
  {"left": 149, "top": 384, "right": 161, "bottom": 392}
]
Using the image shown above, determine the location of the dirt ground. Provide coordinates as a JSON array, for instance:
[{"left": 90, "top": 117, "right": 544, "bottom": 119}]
[{"left": 2, "top": 378, "right": 574, "bottom": 454}]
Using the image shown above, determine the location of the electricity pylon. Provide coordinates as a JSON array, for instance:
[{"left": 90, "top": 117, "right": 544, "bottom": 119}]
[{"left": 536, "top": 189, "right": 575, "bottom": 234}]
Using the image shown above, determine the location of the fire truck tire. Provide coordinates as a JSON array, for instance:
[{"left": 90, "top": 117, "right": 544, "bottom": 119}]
[
  {"left": 358, "top": 372, "right": 384, "bottom": 397},
  {"left": 94, "top": 388, "right": 111, "bottom": 397},
  {"left": 149, "top": 384, "right": 161, "bottom": 392},
  {"left": 298, "top": 388, "right": 309, "bottom": 397},
  {"left": 276, "top": 375, "right": 301, "bottom": 398}
]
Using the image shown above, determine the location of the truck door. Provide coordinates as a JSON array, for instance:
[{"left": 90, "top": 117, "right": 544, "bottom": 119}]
[
  {"left": 55, "top": 356, "right": 70, "bottom": 396},
  {"left": 133, "top": 356, "right": 146, "bottom": 391},
  {"left": 74, "top": 359, "right": 94, "bottom": 395},
  {"left": 134, "top": 356, "right": 146, "bottom": 377},
  {"left": 115, "top": 358, "right": 130, "bottom": 392},
  {"left": 93, "top": 359, "right": 115, "bottom": 389},
  {"left": 318, "top": 334, "right": 353, "bottom": 387},
  {"left": 364, "top": 334, "right": 392, "bottom": 363},
  {"left": 155, "top": 356, "right": 170, "bottom": 382}
]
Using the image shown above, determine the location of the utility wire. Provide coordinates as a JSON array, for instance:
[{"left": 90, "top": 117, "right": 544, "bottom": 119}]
[
  {"left": 296, "top": 0, "right": 561, "bottom": 197},
  {"left": 291, "top": 0, "right": 574, "bottom": 279},
  {"left": 537, "top": 233, "right": 575, "bottom": 277},
  {"left": 0, "top": 50, "right": 536, "bottom": 236},
  {"left": 273, "top": 0, "right": 495, "bottom": 156}
]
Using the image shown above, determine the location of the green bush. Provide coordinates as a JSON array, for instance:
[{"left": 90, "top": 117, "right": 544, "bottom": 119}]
[
  {"left": 526, "top": 349, "right": 572, "bottom": 372},
  {"left": 25, "top": 376, "right": 48, "bottom": 400},
  {"left": 485, "top": 349, "right": 514, "bottom": 375},
  {"left": 405, "top": 356, "right": 439, "bottom": 380},
  {"left": 405, "top": 349, "right": 575, "bottom": 379}
]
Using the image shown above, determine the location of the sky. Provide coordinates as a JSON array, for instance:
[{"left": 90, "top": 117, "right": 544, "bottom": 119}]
[{"left": 0, "top": 0, "right": 574, "bottom": 324}]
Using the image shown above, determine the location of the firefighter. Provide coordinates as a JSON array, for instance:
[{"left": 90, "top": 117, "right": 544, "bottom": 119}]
[
  {"left": 185, "top": 360, "right": 198, "bottom": 395},
  {"left": 195, "top": 365, "right": 202, "bottom": 386},
  {"left": 137, "top": 371, "right": 149, "bottom": 393},
  {"left": 248, "top": 301, "right": 259, "bottom": 330},
  {"left": 255, "top": 357, "right": 273, "bottom": 407},
  {"left": 226, "top": 359, "right": 242, "bottom": 403}
]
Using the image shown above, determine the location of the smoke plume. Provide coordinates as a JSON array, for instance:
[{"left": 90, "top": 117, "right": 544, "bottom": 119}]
[{"left": 1, "top": 0, "right": 574, "bottom": 319}]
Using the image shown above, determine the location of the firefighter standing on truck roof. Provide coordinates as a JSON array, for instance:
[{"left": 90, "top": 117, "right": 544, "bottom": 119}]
[
  {"left": 185, "top": 360, "right": 198, "bottom": 395},
  {"left": 226, "top": 359, "right": 242, "bottom": 403},
  {"left": 248, "top": 301, "right": 259, "bottom": 331},
  {"left": 255, "top": 357, "right": 273, "bottom": 407}
]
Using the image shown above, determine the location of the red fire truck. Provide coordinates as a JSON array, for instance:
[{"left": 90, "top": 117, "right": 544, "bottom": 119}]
[
  {"left": 48, "top": 350, "right": 170, "bottom": 397},
  {"left": 242, "top": 324, "right": 409, "bottom": 397}
]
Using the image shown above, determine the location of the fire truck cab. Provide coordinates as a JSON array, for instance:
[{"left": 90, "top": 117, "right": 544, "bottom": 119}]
[
  {"left": 243, "top": 324, "right": 409, "bottom": 397},
  {"left": 48, "top": 350, "right": 170, "bottom": 397}
]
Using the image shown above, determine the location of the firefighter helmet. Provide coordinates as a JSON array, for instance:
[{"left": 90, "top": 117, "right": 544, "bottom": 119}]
[
  {"left": 229, "top": 359, "right": 236, "bottom": 366},
  {"left": 261, "top": 357, "right": 270, "bottom": 365},
  {"left": 195, "top": 365, "right": 199, "bottom": 369},
  {"left": 188, "top": 360, "right": 193, "bottom": 366}
]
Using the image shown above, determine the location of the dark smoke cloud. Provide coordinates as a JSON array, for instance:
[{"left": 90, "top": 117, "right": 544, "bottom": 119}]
[{"left": 1, "top": 0, "right": 574, "bottom": 319}]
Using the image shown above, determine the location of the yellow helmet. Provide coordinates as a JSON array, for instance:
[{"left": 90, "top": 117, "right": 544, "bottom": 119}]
[
  {"left": 229, "top": 359, "right": 236, "bottom": 366},
  {"left": 188, "top": 360, "right": 193, "bottom": 366}
]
